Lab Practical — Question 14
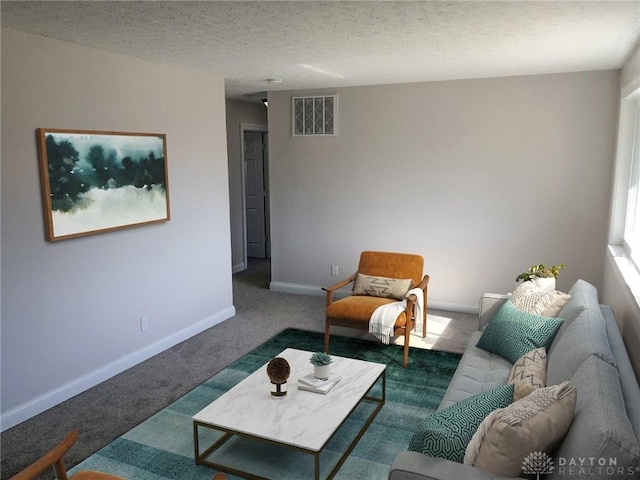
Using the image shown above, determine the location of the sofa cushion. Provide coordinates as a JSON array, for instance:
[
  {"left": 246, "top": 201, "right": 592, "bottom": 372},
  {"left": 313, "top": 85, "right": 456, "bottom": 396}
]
[
  {"left": 352, "top": 273, "right": 412, "bottom": 300},
  {"left": 546, "top": 306, "right": 616, "bottom": 386},
  {"left": 464, "top": 381, "right": 576, "bottom": 477},
  {"left": 508, "top": 347, "right": 547, "bottom": 401},
  {"left": 408, "top": 384, "right": 514, "bottom": 463},
  {"left": 549, "top": 356, "right": 640, "bottom": 480},
  {"left": 476, "top": 300, "right": 563, "bottom": 364},
  {"left": 552, "top": 279, "right": 595, "bottom": 337},
  {"left": 601, "top": 305, "right": 640, "bottom": 437},
  {"left": 439, "top": 331, "right": 512, "bottom": 409}
]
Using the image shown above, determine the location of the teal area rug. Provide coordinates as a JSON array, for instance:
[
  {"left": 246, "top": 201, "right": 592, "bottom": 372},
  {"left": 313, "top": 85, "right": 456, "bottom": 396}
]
[{"left": 70, "top": 328, "right": 461, "bottom": 479}]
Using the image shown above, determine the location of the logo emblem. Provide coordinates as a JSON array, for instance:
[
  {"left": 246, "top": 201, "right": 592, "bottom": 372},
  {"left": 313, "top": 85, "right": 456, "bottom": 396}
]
[{"left": 522, "top": 451, "right": 554, "bottom": 479}]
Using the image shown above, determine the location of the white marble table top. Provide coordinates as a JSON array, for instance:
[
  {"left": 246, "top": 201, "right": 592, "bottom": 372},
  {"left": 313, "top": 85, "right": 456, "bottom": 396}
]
[{"left": 192, "top": 348, "right": 386, "bottom": 452}]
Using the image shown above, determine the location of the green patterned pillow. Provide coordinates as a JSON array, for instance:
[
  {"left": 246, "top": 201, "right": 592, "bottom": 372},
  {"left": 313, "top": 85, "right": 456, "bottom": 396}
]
[
  {"left": 408, "top": 384, "right": 514, "bottom": 463},
  {"left": 476, "top": 300, "right": 563, "bottom": 364}
]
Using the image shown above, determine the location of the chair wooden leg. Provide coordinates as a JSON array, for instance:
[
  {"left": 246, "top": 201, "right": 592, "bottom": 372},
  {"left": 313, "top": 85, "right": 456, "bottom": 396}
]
[
  {"left": 423, "top": 290, "right": 428, "bottom": 338},
  {"left": 403, "top": 331, "right": 410, "bottom": 367},
  {"left": 400, "top": 304, "right": 416, "bottom": 368},
  {"left": 422, "top": 311, "right": 427, "bottom": 338},
  {"left": 324, "top": 321, "right": 331, "bottom": 353},
  {"left": 54, "top": 459, "right": 69, "bottom": 480}
]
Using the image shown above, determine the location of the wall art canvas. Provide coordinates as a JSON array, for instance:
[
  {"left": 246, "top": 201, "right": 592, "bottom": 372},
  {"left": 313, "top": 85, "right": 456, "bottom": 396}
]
[{"left": 36, "top": 128, "right": 170, "bottom": 241}]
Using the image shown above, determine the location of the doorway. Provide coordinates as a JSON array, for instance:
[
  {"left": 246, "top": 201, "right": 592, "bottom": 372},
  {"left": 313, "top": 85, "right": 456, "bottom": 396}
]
[{"left": 241, "top": 123, "right": 270, "bottom": 270}]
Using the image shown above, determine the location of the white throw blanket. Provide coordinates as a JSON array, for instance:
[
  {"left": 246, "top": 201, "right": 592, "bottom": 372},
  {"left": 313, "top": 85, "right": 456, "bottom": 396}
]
[{"left": 368, "top": 287, "right": 425, "bottom": 344}]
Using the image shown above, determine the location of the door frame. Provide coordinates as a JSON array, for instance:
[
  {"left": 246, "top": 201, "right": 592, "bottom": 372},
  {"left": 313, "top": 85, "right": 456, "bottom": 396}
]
[{"left": 239, "top": 122, "right": 269, "bottom": 270}]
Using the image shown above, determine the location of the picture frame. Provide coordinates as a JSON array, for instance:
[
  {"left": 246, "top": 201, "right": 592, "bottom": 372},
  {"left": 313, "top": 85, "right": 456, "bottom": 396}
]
[{"left": 36, "top": 128, "right": 170, "bottom": 241}]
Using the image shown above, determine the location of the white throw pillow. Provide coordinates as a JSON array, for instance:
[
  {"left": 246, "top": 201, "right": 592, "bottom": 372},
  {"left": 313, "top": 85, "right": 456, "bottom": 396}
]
[
  {"left": 511, "top": 281, "right": 556, "bottom": 315},
  {"left": 542, "top": 291, "right": 571, "bottom": 317},
  {"left": 464, "top": 381, "right": 577, "bottom": 477},
  {"left": 508, "top": 347, "right": 547, "bottom": 401},
  {"left": 352, "top": 273, "right": 412, "bottom": 300}
]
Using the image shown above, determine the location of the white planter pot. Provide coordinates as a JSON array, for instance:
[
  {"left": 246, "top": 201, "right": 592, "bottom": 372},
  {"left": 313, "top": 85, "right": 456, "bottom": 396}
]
[
  {"left": 314, "top": 364, "right": 330, "bottom": 379},
  {"left": 533, "top": 276, "right": 556, "bottom": 291}
]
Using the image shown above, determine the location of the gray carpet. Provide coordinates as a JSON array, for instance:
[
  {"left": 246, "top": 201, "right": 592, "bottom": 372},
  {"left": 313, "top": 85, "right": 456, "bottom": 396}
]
[{"left": 0, "top": 258, "right": 478, "bottom": 479}]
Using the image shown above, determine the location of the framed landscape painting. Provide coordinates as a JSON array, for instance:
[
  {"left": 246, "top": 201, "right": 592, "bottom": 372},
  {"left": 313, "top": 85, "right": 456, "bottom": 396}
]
[{"left": 36, "top": 128, "right": 170, "bottom": 241}]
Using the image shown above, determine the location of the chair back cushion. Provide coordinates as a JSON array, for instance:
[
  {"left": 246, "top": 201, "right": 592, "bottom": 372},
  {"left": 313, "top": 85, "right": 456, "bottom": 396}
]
[{"left": 358, "top": 251, "right": 424, "bottom": 287}]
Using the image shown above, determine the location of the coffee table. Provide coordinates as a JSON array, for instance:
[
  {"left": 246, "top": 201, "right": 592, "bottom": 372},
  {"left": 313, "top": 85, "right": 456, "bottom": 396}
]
[{"left": 193, "top": 348, "right": 386, "bottom": 480}]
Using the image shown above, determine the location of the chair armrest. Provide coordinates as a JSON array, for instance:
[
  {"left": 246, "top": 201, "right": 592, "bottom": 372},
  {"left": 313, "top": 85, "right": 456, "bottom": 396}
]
[
  {"left": 406, "top": 275, "right": 429, "bottom": 307},
  {"left": 389, "top": 452, "right": 515, "bottom": 480},
  {"left": 322, "top": 272, "right": 358, "bottom": 305},
  {"left": 478, "top": 293, "right": 509, "bottom": 330},
  {"left": 406, "top": 275, "right": 429, "bottom": 304},
  {"left": 415, "top": 274, "right": 429, "bottom": 291},
  {"left": 11, "top": 430, "right": 78, "bottom": 480},
  {"left": 406, "top": 275, "right": 429, "bottom": 332}
]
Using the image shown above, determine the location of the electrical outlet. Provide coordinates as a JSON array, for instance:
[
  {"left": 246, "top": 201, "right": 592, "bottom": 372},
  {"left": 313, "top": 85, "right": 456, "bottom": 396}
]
[
  {"left": 140, "top": 316, "right": 149, "bottom": 332},
  {"left": 331, "top": 265, "right": 339, "bottom": 276}
]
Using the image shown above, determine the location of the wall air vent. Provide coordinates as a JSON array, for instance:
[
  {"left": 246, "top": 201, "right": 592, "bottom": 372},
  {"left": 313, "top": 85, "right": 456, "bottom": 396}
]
[{"left": 292, "top": 95, "right": 337, "bottom": 136}]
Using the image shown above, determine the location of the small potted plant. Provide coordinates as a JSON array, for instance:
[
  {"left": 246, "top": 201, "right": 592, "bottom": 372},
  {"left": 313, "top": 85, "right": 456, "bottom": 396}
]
[
  {"left": 310, "top": 351, "right": 333, "bottom": 379},
  {"left": 516, "top": 263, "right": 566, "bottom": 290}
]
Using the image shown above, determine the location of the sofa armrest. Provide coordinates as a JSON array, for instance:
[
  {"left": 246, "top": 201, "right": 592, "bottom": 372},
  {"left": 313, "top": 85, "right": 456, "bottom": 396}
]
[
  {"left": 389, "top": 453, "right": 517, "bottom": 480},
  {"left": 478, "top": 293, "right": 509, "bottom": 330}
]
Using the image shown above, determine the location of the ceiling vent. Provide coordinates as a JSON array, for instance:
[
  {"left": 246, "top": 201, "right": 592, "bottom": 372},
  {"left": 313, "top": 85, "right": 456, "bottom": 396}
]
[{"left": 292, "top": 95, "right": 337, "bottom": 136}]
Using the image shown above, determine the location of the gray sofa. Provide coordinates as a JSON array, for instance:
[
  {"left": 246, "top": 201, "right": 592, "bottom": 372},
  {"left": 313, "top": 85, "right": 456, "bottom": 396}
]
[{"left": 389, "top": 279, "right": 640, "bottom": 480}]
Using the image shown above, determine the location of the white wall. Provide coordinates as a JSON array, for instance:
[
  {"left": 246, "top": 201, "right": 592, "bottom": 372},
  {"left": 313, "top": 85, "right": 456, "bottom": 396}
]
[
  {"left": 225, "top": 99, "right": 268, "bottom": 272},
  {"left": 268, "top": 71, "right": 620, "bottom": 311},
  {"left": 620, "top": 45, "right": 640, "bottom": 87},
  {"left": 1, "top": 28, "right": 235, "bottom": 430},
  {"left": 602, "top": 45, "right": 640, "bottom": 377}
]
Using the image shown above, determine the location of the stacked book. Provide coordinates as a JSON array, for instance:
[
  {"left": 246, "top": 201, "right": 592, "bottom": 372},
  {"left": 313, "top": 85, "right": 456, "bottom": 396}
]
[{"left": 297, "top": 374, "right": 342, "bottom": 394}]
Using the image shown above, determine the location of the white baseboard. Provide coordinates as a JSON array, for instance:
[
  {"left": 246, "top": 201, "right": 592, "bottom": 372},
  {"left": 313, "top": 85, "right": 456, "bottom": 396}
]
[
  {"left": 232, "top": 262, "right": 245, "bottom": 274},
  {"left": 0, "top": 306, "right": 236, "bottom": 432},
  {"left": 270, "top": 281, "right": 325, "bottom": 296},
  {"left": 269, "top": 281, "right": 479, "bottom": 314},
  {"left": 430, "top": 300, "right": 478, "bottom": 315}
]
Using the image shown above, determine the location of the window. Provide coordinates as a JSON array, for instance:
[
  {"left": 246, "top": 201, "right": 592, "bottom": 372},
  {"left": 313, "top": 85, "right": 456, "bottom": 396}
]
[
  {"left": 292, "top": 95, "right": 337, "bottom": 136},
  {"left": 623, "top": 97, "right": 640, "bottom": 265},
  {"left": 613, "top": 79, "right": 640, "bottom": 267},
  {"left": 609, "top": 75, "right": 640, "bottom": 307}
]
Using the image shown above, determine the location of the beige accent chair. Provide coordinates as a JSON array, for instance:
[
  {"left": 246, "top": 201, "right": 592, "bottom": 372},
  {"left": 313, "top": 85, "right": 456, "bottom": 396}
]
[{"left": 323, "top": 251, "right": 429, "bottom": 367}]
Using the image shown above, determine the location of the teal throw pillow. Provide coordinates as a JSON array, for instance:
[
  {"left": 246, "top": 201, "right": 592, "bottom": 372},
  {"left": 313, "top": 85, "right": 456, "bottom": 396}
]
[
  {"left": 408, "top": 384, "right": 514, "bottom": 463},
  {"left": 476, "top": 300, "right": 563, "bottom": 364}
]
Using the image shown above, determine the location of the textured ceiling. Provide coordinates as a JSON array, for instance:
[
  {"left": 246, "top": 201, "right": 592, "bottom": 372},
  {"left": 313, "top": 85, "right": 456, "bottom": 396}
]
[{"left": 2, "top": 1, "right": 639, "bottom": 100}]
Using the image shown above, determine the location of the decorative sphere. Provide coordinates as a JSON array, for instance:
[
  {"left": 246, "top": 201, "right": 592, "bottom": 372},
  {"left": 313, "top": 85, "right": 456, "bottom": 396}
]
[{"left": 266, "top": 357, "right": 290, "bottom": 384}]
